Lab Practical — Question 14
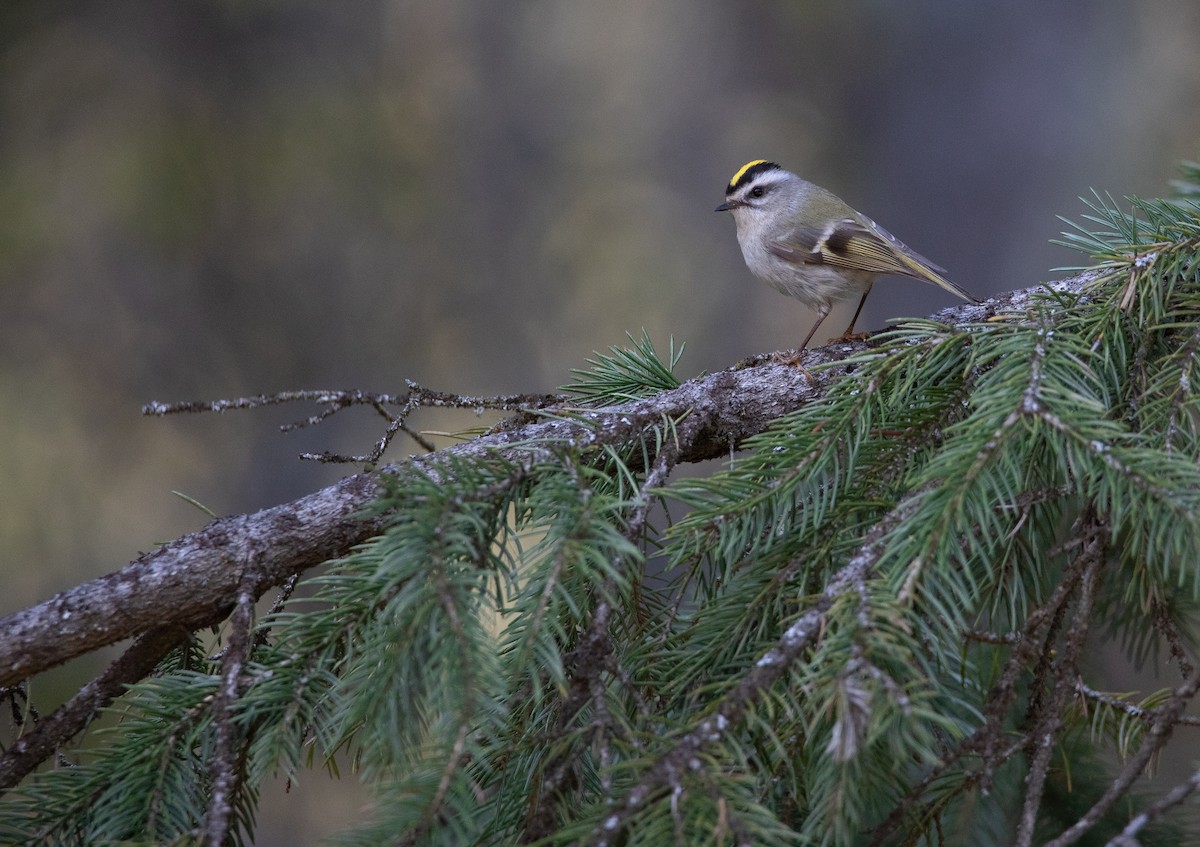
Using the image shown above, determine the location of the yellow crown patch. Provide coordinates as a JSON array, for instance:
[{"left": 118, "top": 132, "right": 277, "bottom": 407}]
[{"left": 729, "top": 160, "right": 768, "bottom": 189}]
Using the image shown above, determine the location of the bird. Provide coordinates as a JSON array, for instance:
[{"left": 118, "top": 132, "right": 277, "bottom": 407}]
[{"left": 716, "top": 160, "right": 978, "bottom": 350}]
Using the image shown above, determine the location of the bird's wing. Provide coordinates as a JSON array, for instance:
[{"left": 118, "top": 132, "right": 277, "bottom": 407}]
[{"left": 766, "top": 215, "right": 977, "bottom": 303}]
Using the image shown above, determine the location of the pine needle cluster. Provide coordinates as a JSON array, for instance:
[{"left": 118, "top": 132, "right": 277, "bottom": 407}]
[{"left": 4, "top": 164, "right": 1200, "bottom": 845}]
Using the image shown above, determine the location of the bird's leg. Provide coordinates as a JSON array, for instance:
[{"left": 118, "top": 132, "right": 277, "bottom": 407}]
[
  {"left": 801, "top": 304, "right": 830, "bottom": 350},
  {"left": 832, "top": 282, "right": 873, "bottom": 342},
  {"left": 774, "top": 304, "right": 831, "bottom": 366}
]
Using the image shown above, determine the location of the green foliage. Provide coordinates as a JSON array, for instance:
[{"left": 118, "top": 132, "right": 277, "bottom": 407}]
[
  {"left": 1, "top": 671, "right": 242, "bottom": 846},
  {"left": 5, "top": 169, "right": 1200, "bottom": 845},
  {"left": 562, "top": 329, "right": 684, "bottom": 405}
]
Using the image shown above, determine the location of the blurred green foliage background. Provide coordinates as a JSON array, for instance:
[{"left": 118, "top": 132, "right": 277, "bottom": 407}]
[{"left": 1, "top": 1, "right": 1198, "bottom": 842}]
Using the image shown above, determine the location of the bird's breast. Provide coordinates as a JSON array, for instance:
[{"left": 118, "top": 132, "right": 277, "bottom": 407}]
[{"left": 738, "top": 236, "right": 874, "bottom": 308}]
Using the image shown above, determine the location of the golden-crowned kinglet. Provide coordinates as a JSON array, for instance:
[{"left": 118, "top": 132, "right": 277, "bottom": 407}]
[{"left": 716, "top": 160, "right": 978, "bottom": 349}]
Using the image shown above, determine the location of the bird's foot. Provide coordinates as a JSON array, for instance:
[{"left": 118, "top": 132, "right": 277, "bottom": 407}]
[
  {"left": 771, "top": 349, "right": 811, "bottom": 376},
  {"left": 828, "top": 330, "right": 870, "bottom": 344}
]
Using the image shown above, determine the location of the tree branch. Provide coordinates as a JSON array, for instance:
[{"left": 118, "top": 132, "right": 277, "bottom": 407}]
[
  {"left": 0, "top": 279, "right": 1081, "bottom": 788},
  {"left": 0, "top": 470, "right": 385, "bottom": 691},
  {"left": 0, "top": 348, "right": 833, "bottom": 690}
]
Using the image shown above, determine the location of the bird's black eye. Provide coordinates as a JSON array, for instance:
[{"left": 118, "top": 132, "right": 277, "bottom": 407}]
[{"left": 749, "top": 185, "right": 765, "bottom": 198}]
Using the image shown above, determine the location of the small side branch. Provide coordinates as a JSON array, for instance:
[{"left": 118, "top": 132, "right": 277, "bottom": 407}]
[
  {"left": 1106, "top": 765, "right": 1200, "bottom": 845},
  {"left": 144, "top": 383, "right": 563, "bottom": 465},
  {"left": 203, "top": 577, "right": 258, "bottom": 847},
  {"left": 587, "top": 556, "right": 872, "bottom": 846},
  {"left": 1077, "top": 682, "right": 1200, "bottom": 729},
  {"left": 1042, "top": 667, "right": 1200, "bottom": 847},
  {"left": 522, "top": 441, "right": 682, "bottom": 843},
  {"left": 1015, "top": 513, "right": 1105, "bottom": 847},
  {"left": 587, "top": 494, "right": 916, "bottom": 846},
  {"left": 868, "top": 519, "right": 1106, "bottom": 847}
]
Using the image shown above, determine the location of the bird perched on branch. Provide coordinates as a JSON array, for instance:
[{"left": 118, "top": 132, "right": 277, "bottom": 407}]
[{"left": 716, "top": 160, "right": 978, "bottom": 350}]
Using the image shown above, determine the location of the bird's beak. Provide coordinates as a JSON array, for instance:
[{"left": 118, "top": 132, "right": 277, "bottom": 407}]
[{"left": 715, "top": 201, "right": 733, "bottom": 212}]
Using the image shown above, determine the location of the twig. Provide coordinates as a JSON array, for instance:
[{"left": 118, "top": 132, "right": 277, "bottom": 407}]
[
  {"left": 1105, "top": 765, "right": 1200, "bottom": 845},
  {"left": 142, "top": 389, "right": 392, "bottom": 416},
  {"left": 1076, "top": 682, "right": 1200, "bottom": 728},
  {"left": 1152, "top": 598, "right": 1196, "bottom": 678},
  {"left": 963, "top": 628, "right": 1020, "bottom": 644},
  {"left": 144, "top": 383, "right": 562, "bottom": 465},
  {"left": 1014, "top": 516, "right": 1104, "bottom": 847},
  {"left": 1042, "top": 667, "right": 1200, "bottom": 847},
  {"left": 203, "top": 577, "right": 257, "bottom": 847},
  {"left": 251, "top": 573, "right": 301, "bottom": 651}
]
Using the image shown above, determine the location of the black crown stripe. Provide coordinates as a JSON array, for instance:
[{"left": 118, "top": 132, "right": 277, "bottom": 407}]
[{"left": 726, "top": 160, "right": 781, "bottom": 194}]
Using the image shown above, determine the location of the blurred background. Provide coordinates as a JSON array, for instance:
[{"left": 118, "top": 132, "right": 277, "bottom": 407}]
[{"left": 1, "top": 1, "right": 1198, "bottom": 842}]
